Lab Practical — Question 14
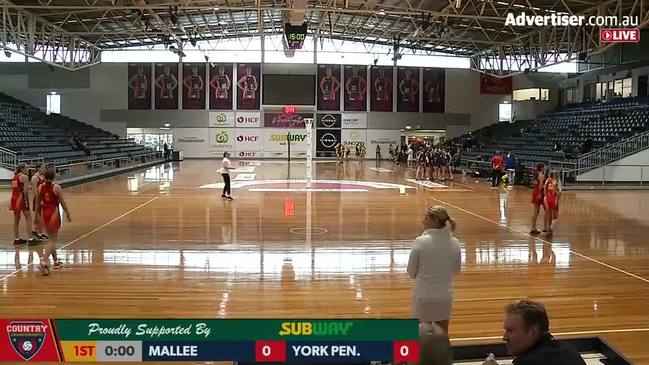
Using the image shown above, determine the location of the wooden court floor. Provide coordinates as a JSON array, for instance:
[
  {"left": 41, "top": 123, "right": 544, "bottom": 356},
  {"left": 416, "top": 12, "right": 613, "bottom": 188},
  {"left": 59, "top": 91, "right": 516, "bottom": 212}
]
[{"left": 2, "top": 159, "right": 649, "bottom": 363}]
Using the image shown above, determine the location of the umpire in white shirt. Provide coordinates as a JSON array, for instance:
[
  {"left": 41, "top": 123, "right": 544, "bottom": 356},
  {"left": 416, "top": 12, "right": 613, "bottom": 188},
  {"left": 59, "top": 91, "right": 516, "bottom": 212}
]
[{"left": 408, "top": 205, "right": 462, "bottom": 333}]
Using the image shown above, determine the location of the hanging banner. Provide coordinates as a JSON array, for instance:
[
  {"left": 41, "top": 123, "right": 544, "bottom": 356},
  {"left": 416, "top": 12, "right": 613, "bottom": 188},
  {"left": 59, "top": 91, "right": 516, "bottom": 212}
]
[
  {"left": 182, "top": 63, "right": 206, "bottom": 110},
  {"left": 370, "top": 66, "right": 393, "bottom": 112},
  {"left": 236, "top": 63, "right": 261, "bottom": 110},
  {"left": 317, "top": 64, "right": 341, "bottom": 111},
  {"left": 480, "top": 74, "right": 513, "bottom": 94},
  {"left": 209, "top": 63, "right": 234, "bottom": 110},
  {"left": 316, "top": 113, "right": 341, "bottom": 129},
  {"left": 344, "top": 65, "right": 368, "bottom": 111},
  {"left": 397, "top": 67, "right": 420, "bottom": 112},
  {"left": 423, "top": 68, "right": 445, "bottom": 113},
  {"left": 127, "top": 63, "right": 152, "bottom": 110},
  {"left": 154, "top": 63, "right": 179, "bottom": 110}
]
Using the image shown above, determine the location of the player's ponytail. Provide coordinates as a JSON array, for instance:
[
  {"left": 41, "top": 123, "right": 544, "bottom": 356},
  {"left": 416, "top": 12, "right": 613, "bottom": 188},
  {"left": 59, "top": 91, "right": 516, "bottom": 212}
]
[{"left": 426, "top": 205, "right": 456, "bottom": 232}]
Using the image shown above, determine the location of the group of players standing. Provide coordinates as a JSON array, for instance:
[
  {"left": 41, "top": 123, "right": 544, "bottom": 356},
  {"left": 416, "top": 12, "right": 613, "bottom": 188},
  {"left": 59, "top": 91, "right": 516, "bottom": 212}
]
[
  {"left": 10, "top": 162, "right": 72, "bottom": 276},
  {"left": 335, "top": 142, "right": 366, "bottom": 162},
  {"left": 412, "top": 144, "right": 454, "bottom": 181},
  {"left": 530, "top": 163, "right": 562, "bottom": 235}
]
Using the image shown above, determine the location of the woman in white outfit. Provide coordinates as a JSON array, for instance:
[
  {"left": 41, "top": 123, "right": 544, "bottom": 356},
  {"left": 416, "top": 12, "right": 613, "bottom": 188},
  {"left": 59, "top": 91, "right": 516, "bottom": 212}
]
[{"left": 408, "top": 205, "right": 462, "bottom": 333}]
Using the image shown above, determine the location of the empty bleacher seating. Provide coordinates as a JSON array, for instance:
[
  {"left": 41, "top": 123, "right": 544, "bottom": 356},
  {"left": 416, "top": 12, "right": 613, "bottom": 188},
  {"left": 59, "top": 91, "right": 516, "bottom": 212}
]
[
  {"left": 0, "top": 92, "right": 159, "bottom": 173},
  {"left": 454, "top": 97, "right": 649, "bottom": 166}
]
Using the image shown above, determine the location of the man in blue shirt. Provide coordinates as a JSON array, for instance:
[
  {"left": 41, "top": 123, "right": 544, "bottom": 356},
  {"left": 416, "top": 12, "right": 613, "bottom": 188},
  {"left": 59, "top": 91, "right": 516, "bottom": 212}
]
[{"left": 505, "top": 152, "right": 517, "bottom": 189}]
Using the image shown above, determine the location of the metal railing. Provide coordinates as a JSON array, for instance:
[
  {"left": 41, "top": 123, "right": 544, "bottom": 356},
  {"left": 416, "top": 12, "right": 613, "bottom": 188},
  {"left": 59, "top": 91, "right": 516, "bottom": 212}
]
[
  {"left": 576, "top": 129, "right": 649, "bottom": 173},
  {"left": 0, "top": 146, "right": 17, "bottom": 170},
  {"left": 54, "top": 151, "right": 164, "bottom": 181},
  {"left": 562, "top": 164, "right": 649, "bottom": 186}
]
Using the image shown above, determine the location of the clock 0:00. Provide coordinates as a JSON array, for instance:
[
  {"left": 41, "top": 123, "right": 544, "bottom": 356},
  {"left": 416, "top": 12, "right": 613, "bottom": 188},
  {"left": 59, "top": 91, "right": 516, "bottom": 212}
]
[{"left": 105, "top": 345, "right": 136, "bottom": 357}]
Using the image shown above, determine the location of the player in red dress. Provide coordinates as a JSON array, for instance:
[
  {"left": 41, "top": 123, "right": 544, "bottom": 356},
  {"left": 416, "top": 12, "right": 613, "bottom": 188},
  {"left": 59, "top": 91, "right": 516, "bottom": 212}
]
[
  {"left": 10, "top": 163, "right": 41, "bottom": 246},
  {"left": 542, "top": 171, "right": 561, "bottom": 234},
  {"left": 31, "top": 162, "right": 48, "bottom": 240},
  {"left": 36, "top": 169, "right": 72, "bottom": 275},
  {"left": 529, "top": 163, "right": 545, "bottom": 235}
]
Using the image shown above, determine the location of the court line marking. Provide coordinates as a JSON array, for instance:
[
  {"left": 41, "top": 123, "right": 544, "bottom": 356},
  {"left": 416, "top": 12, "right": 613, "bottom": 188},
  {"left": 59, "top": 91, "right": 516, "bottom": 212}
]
[
  {"left": 451, "top": 327, "right": 649, "bottom": 342},
  {"left": 0, "top": 197, "right": 159, "bottom": 282},
  {"left": 430, "top": 197, "right": 649, "bottom": 285}
]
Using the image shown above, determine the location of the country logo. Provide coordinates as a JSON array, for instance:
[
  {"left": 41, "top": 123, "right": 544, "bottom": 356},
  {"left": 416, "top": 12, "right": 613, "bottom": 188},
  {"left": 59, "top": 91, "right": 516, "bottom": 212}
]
[
  {"left": 320, "top": 133, "right": 337, "bottom": 148},
  {"left": 215, "top": 131, "right": 229, "bottom": 144},
  {"left": 7, "top": 321, "right": 48, "bottom": 360}
]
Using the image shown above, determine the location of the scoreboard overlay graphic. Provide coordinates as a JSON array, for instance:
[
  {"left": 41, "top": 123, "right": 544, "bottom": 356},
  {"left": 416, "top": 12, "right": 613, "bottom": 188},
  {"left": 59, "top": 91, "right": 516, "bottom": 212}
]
[{"left": 0, "top": 319, "right": 419, "bottom": 362}]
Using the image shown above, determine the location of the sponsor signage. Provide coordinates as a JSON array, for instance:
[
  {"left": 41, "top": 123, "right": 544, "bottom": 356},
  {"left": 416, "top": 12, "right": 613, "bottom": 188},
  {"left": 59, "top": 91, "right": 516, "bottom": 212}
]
[
  {"left": 342, "top": 129, "right": 367, "bottom": 148},
  {"left": 209, "top": 111, "right": 235, "bottom": 128},
  {"left": 174, "top": 128, "right": 209, "bottom": 157},
  {"left": 316, "top": 129, "right": 341, "bottom": 157},
  {"left": 264, "top": 113, "right": 313, "bottom": 128},
  {"left": 235, "top": 111, "right": 262, "bottom": 128},
  {"left": 209, "top": 128, "right": 235, "bottom": 154},
  {"left": 238, "top": 151, "right": 259, "bottom": 158},
  {"left": 316, "top": 114, "right": 341, "bottom": 128},
  {"left": 366, "top": 129, "right": 401, "bottom": 159},
  {"left": 263, "top": 129, "right": 308, "bottom": 155},
  {"left": 342, "top": 113, "right": 367, "bottom": 129},
  {"left": 234, "top": 129, "right": 262, "bottom": 153}
]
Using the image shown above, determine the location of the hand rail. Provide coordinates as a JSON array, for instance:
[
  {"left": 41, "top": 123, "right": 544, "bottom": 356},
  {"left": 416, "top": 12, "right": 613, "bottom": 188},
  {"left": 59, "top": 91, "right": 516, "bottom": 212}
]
[
  {"left": 54, "top": 151, "right": 163, "bottom": 169},
  {"left": 0, "top": 146, "right": 17, "bottom": 170},
  {"left": 576, "top": 129, "right": 649, "bottom": 173}
]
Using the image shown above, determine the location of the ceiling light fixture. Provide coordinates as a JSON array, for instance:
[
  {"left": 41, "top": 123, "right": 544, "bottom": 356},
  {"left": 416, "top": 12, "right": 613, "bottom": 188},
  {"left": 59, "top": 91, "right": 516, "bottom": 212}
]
[{"left": 378, "top": 8, "right": 385, "bottom": 15}]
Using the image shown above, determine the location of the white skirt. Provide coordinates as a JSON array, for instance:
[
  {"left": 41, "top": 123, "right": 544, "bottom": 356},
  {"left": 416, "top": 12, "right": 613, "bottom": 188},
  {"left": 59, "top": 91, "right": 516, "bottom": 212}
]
[{"left": 412, "top": 297, "right": 453, "bottom": 322}]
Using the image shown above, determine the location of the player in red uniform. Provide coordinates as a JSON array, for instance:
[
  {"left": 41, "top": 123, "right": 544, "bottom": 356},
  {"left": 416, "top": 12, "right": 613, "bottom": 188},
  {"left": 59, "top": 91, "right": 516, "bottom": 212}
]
[
  {"left": 543, "top": 171, "right": 561, "bottom": 234},
  {"left": 529, "top": 163, "right": 545, "bottom": 235},
  {"left": 10, "top": 163, "right": 41, "bottom": 246},
  {"left": 31, "top": 162, "right": 48, "bottom": 240},
  {"left": 36, "top": 169, "right": 72, "bottom": 275}
]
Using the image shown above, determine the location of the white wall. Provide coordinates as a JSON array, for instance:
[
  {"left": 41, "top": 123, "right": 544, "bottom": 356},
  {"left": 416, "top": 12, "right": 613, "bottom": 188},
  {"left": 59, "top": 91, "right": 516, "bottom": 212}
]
[
  {"left": 577, "top": 148, "right": 649, "bottom": 182},
  {"left": 0, "top": 167, "right": 13, "bottom": 179},
  {"left": 445, "top": 69, "right": 509, "bottom": 135},
  {"left": 632, "top": 65, "right": 649, "bottom": 97}
]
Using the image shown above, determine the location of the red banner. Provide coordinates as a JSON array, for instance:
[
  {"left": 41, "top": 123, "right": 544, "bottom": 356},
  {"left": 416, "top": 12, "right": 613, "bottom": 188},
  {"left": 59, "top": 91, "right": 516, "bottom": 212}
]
[{"left": 480, "top": 74, "right": 512, "bottom": 94}]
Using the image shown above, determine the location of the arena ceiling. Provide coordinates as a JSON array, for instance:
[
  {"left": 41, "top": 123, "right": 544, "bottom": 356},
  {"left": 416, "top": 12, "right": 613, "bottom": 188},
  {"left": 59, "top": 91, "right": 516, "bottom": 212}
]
[{"left": 1, "top": 0, "right": 648, "bottom": 74}]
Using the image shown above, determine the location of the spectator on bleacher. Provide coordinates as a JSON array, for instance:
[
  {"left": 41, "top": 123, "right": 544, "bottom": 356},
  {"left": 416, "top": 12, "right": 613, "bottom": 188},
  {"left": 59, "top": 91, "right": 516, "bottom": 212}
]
[
  {"left": 505, "top": 152, "right": 517, "bottom": 189},
  {"left": 484, "top": 299, "right": 586, "bottom": 365},
  {"left": 408, "top": 206, "right": 461, "bottom": 334},
  {"left": 69, "top": 131, "right": 91, "bottom": 156},
  {"left": 490, "top": 151, "right": 504, "bottom": 188}
]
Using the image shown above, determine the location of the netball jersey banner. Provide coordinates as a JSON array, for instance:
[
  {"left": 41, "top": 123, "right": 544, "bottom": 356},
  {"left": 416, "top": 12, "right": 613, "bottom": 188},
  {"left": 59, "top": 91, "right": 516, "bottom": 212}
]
[
  {"left": 370, "top": 66, "right": 393, "bottom": 112},
  {"left": 154, "top": 63, "right": 179, "bottom": 110},
  {"left": 316, "top": 113, "right": 341, "bottom": 129},
  {"left": 423, "top": 68, "right": 445, "bottom": 113},
  {"left": 317, "top": 64, "right": 341, "bottom": 111},
  {"left": 127, "top": 64, "right": 152, "bottom": 110},
  {"left": 316, "top": 129, "right": 342, "bottom": 157},
  {"left": 397, "top": 67, "right": 420, "bottom": 112},
  {"left": 344, "top": 65, "right": 367, "bottom": 111},
  {"left": 236, "top": 63, "right": 261, "bottom": 110},
  {"left": 209, "top": 63, "right": 234, "bottom": 110},
  {"left": 182, "top": 63, "right": 206, "bottom": 110}
]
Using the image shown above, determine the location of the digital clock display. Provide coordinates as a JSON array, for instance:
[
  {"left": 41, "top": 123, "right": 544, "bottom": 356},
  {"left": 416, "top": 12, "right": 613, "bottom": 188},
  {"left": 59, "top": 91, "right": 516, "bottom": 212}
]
[{"left": 284, "top": 23, "right": 308, "bottom": 50}]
